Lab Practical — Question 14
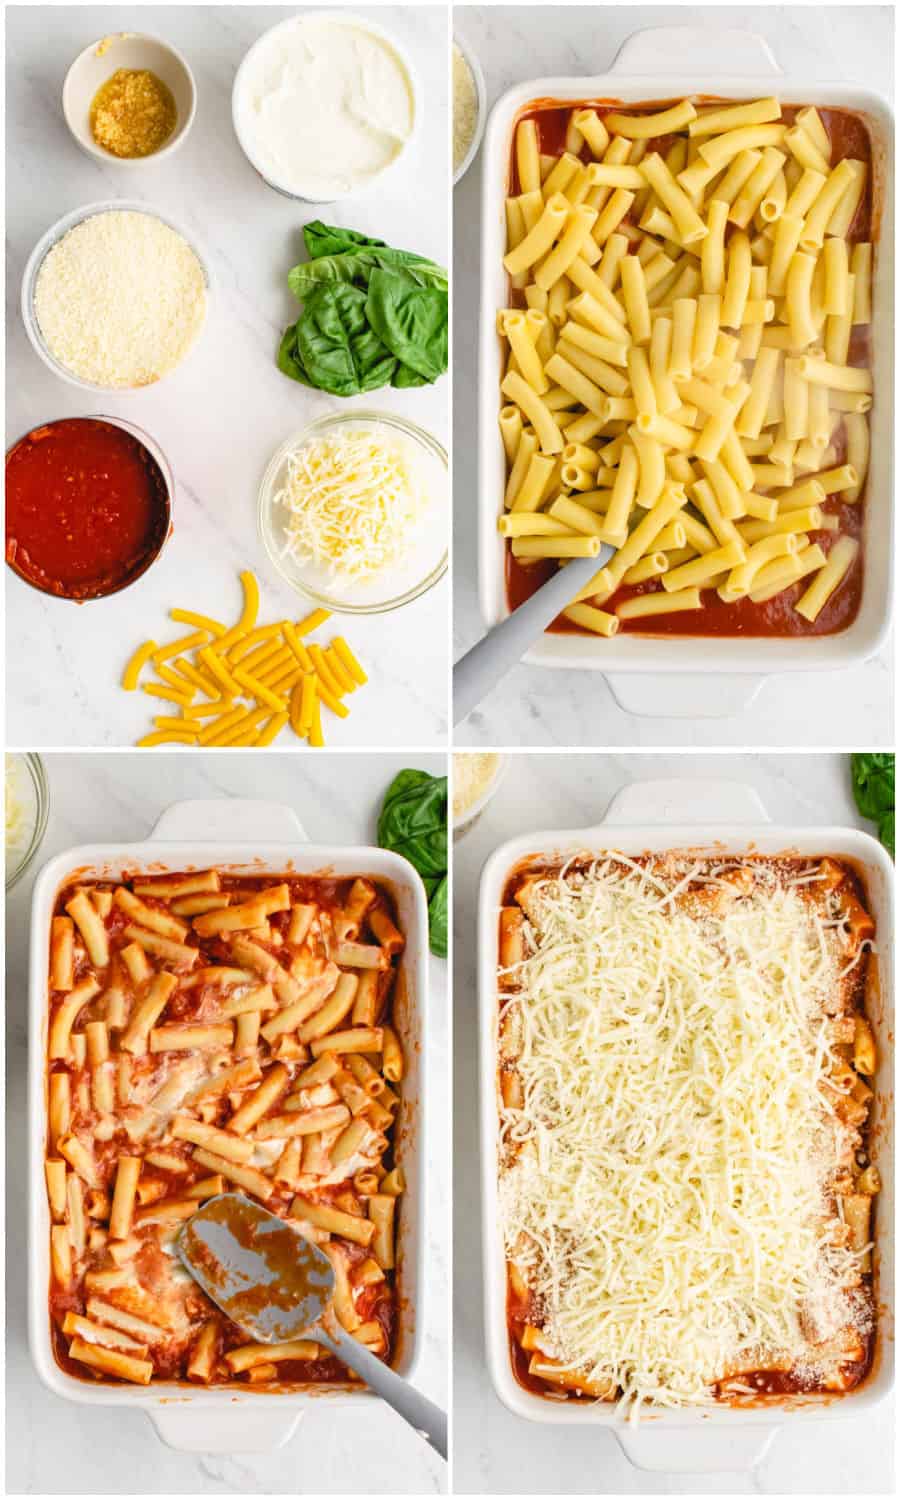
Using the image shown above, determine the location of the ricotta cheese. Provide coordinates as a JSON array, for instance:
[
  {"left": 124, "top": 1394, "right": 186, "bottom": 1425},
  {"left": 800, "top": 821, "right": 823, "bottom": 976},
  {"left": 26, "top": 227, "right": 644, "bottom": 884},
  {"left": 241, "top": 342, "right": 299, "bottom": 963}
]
[{"left": 236, "top": 16, "right": 414, "bottom": 200}]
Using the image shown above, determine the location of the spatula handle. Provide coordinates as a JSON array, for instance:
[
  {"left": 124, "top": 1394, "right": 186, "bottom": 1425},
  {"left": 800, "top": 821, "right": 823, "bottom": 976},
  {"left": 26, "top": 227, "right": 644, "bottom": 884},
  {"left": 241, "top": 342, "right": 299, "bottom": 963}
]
[
  {"left": 324, "top": 1325, "right": 447, "bottom": 1460},
  {"left": 453, "top": 551, "right": 610, "bottom": 725}
]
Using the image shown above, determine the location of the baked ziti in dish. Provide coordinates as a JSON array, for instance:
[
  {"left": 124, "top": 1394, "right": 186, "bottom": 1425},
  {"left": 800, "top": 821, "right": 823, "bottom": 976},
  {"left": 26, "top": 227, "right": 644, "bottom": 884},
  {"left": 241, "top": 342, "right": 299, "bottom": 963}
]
[
  {"left": 498, "top": 97, "right": 873, "bottom": 637},
  {"left": 45, "top": 870, "right": 406, "bottom": 1387},
  {"left": 497, "top": 853, "right": 880, "bottom": 1415}
]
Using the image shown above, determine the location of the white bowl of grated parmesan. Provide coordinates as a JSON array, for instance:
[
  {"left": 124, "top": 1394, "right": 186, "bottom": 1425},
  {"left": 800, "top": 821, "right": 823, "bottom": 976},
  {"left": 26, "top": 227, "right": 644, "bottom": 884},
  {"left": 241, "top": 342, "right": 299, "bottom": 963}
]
[
  {"left": 257, "top": 410, "right": 448, "bottom": 613},
  {"left": 453, "top": 34, "right": 486, "bottom": 186},
  {"left": 22, "top": 200, "right": 210, "bottom": 392},
  {"left": 453, "top": 752, "right": 508, "bottom": 835}
]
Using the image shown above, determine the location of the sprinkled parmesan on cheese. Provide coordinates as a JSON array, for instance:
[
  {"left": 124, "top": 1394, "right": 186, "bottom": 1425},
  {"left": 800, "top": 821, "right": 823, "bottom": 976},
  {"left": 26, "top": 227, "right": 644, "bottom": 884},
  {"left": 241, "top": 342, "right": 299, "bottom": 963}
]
[
  {"left": 33, "top": 210, "right": 207, "bottom": 388},
  {"left": 499, "top": 855, "right": 874, "bottom": 1416},
  {"left": 274, "top": 424, "right": 430, "bottom": 582}
]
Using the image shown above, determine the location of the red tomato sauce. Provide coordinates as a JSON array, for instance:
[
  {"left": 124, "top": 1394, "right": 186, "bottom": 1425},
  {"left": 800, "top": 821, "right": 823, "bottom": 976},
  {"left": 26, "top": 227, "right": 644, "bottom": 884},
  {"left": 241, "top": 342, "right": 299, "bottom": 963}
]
[
  {"left": 504, "top": 100, "right": 874, "bottom": 638},
  {"left": 6, "top": 417, "right": 170, "bottom": 601},
  {"left": 47, "top": 871, "right": 401, "bottom": 1389}
]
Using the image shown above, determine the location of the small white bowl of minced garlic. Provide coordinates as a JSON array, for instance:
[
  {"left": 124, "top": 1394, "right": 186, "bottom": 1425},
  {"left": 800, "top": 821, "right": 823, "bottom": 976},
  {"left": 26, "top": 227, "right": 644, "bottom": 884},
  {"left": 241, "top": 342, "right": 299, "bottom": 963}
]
[
  {"left": 453, "top": 752, "right": 508, "bottom": 835},
  {"left": 62, "top": 33, "right": 196, "bottom": 165},
  {"left": 453, "top": 35, "right": 486, "bottom": 185}
]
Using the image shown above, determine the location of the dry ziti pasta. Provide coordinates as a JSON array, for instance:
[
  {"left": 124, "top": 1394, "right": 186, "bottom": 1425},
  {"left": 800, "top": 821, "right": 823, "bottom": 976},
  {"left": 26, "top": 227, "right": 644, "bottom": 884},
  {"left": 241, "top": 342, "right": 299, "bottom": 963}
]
[
  {"left": 122, "top": 570, "right": 368, "bottom": 748},
  {"left": 46, "top": 869, "right": 406, "bottom": 1386},
  {"left": 498, "top": 98, "right": 873, "bottom": 636}
]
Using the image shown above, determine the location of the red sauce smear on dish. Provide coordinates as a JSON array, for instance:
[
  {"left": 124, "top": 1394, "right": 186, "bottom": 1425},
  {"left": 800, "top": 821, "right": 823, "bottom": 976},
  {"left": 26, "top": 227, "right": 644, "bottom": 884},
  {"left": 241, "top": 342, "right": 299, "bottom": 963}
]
[
  {"left": 6, "top": 417, "right": 170, "bottom": 601},
  {"left": 504, "top": 100, "right": 874, "bottom": 638}
]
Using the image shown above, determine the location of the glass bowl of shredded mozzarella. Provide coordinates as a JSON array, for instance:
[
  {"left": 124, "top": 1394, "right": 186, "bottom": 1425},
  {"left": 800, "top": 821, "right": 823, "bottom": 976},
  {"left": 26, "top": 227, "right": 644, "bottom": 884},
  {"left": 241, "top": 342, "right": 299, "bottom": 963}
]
[
  {"left": 258, "top": 410, "right": 448, "bottom": 612},
  {"left": 6, "top": 753, "right": 50, "bottom": 891}
]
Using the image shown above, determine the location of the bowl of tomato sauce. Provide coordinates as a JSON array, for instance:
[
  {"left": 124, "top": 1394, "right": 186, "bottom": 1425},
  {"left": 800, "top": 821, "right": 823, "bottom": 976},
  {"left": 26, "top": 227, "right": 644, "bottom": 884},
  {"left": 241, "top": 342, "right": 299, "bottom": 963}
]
[{"left": 5, "top": 415, "right": 172, "bottom": 601}]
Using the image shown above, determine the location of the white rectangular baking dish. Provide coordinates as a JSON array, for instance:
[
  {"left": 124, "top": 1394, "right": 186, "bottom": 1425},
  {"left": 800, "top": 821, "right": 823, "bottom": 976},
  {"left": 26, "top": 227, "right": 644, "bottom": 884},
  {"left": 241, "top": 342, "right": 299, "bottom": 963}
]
[
  {"left": 28, "top": 798, "right": 430, "bottom": 1456},
  {"left": 477, "top": 27, "right": 895, "bottom": 719},
  {"left": 478, "top": 778, "right": 894, "bottom": 1472}
]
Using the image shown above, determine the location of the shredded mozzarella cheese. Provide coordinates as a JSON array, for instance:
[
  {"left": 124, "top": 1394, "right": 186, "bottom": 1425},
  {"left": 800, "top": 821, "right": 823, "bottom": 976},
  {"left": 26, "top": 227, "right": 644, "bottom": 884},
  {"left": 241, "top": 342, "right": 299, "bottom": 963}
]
[
  {"left": 274, "top": 426, "right": 429, "bottom": 581},
  {"left": 499, "top": 856, "right": 871, "bottom": 1416},
  {"left": 6, "top": 756, "right": 25, "bottom": 857}
]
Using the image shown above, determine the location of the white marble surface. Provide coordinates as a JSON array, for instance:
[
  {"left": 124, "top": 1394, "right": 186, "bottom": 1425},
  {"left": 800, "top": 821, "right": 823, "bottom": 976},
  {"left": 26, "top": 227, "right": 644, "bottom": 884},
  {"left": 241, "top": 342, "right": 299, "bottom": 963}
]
[
  {"left": 6, "top": 751, "right": 449, "bottom": 1494},
  {"left": 452, "top": 751, "right": 894, "bottom": 1494},
  {"left": 6, "top": 5, "right": 450, "bottom": 748},
  {"left": 452, "top": 4, "right": 894, "bottom": 748}
]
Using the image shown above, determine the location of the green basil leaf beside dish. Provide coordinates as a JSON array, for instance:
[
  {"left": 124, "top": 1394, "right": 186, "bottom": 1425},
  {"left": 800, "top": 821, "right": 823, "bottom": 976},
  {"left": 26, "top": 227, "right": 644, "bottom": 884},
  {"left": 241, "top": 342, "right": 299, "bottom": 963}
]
[
  {"left": 377, "top": 769, "right": 448, "bottom": 957},
  {"left": 851, "top": 753, "right": 894, "bottom": 858}
]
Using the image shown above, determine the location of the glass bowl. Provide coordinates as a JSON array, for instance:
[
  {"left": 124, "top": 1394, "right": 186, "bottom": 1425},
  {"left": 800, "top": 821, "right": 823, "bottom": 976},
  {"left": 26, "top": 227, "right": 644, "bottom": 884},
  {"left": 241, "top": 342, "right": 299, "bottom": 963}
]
[
  {"left": 21, "top": 199, "right": 211, "bottom": 393},
  {"left": 6, "top": 753, "right": 50, "bottom": 891},
  {"left": 258, "top": 410, "right": 448, "bottom": 614}
]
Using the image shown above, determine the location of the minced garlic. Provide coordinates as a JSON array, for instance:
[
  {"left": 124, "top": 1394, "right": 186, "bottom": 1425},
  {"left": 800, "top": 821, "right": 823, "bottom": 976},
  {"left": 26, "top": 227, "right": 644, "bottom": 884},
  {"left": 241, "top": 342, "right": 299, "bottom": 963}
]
[{"left": 90, "top": 68, "right": 176, "bottom": 158}]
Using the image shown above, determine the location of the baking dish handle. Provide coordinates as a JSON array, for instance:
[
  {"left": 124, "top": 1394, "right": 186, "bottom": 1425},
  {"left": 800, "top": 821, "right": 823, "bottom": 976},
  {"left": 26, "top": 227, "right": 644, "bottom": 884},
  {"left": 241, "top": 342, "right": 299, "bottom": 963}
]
[
  {"left": 147, "top": 1404, "right": 303, "bottom": 1454},
  {"left": 605, "top": 672, "right": 764, "bottom": 720},
  {"left": 148, "top": 799, "right": 309, "bottom": 844},
  {"left": 603, "top": 778, "right": 771, "bottom": 826},
  {"left": 610, "top": 27, "right": 783, "bottom": 78},
  {"left": 615, "top": 1424, "right": 778, "bottom": 1474}
]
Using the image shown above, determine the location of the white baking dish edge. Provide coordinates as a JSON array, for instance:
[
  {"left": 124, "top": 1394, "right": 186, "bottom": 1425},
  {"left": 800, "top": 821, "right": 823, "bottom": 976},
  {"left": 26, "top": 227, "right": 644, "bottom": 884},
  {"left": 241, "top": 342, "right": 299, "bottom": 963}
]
[
  {"left": 28, "top": 799, "right": 430, "bottom": 1456},
  {"left": 478, "top": 777, "right": 894, "bottom": 1472},
  {"left": 477, "top": 27, "right": 895, "bottom": 719}
]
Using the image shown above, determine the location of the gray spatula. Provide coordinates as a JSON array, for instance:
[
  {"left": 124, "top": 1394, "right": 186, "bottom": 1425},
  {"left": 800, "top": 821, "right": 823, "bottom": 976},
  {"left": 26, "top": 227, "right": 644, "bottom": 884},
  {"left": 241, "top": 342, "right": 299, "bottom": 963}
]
[
  {"left": 177, "top": 1193, "right": 447, "bottom": 1460},
  {"left": 453, "top": 548, "right": 614, "bottom": 725}
]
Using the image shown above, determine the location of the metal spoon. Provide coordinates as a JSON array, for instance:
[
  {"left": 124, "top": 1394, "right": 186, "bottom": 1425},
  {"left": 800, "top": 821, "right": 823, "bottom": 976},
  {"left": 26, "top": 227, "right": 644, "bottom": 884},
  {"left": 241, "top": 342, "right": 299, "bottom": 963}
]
[
  {"left": 452, "top": 548, "right": 614, "bottom": 725},
  {"left": 177, "top": 1193, "right": 447, "bottom": 1460}
]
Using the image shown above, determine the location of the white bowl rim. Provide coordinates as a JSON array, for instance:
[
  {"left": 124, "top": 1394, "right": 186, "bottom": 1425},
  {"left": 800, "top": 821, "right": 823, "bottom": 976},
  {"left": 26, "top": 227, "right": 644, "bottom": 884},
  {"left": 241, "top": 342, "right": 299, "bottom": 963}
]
[
  {"left": 257, "top": 408, "right": 449, "bottom": 615},
  {"left": 20, "top": 198, "right": 212, "bottom": 394},
  {"left": 453, "top": 30, "right": 487, "bottom": 186},
  {"left": 61, "top": 31, "right": 197, "bottom": 166},
  {"left": 231, "top": 8, "right": 422, "bottom": 203},
  {"left": 452, "top": 751, "right": 509, "bottom": 830}
]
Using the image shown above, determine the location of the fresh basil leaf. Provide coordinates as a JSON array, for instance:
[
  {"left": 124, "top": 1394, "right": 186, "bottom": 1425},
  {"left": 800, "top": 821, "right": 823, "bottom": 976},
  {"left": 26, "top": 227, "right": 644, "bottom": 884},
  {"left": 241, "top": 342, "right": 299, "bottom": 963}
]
[
  {"left": 294, "top": 284, "right": 396, "bottom": 397},
  {"left": 428, "top": 874, "right": 448, "bottom": 958},
  {"left": 303, "top": 221, "right": 388, "bottom": 260},
  {"left": 851, "top": 753, "right": 894, "bottom": 820},
  {"left": 288, "top": 246, "right": 448, "bottom": 302},
  {"left": 366, "top": 268, "right": 448, "bottom": 382},
  {"left": 276, "top": 324, "right": 313, "bottom": 385},
  {"left": 377, "top": 770, "right": 448, "bottom": 956},
  {"left": 879, "top": 811, "right": 895, "bottom": 860},
  {"left": 392, "top": 362, "right": 430, "bottom": 388},
  {"left": 851, "top": 753, "right": 895, "bottom": 860},
  {"left": 377, "top": 770, "right": 448, "bottom": 879}
]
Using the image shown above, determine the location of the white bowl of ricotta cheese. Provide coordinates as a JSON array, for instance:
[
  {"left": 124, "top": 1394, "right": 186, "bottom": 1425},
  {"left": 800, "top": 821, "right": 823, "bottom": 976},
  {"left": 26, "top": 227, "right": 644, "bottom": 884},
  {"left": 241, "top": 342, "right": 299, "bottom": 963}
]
[{"left": 232, "top": 10, "right": 419, "bottom": 203}]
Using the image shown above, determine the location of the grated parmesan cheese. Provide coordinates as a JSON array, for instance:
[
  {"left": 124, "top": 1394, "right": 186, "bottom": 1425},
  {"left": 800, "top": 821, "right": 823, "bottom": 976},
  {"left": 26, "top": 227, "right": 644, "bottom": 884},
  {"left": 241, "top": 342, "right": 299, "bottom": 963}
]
[
  {"left": 274, "top": 425, "right": 429, "bottom": 582},
  {"left": 453, "top": 44, "right": 478, "bottom": 171},
  {"left": 453, "top": 752, "right": 499, "bottom": 819},
  {"left": 499, "top": 855, "right": 873, "bottom": 1416},
  {"left": 34, "top": 210, "right": 207, "bottom": 388}
]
